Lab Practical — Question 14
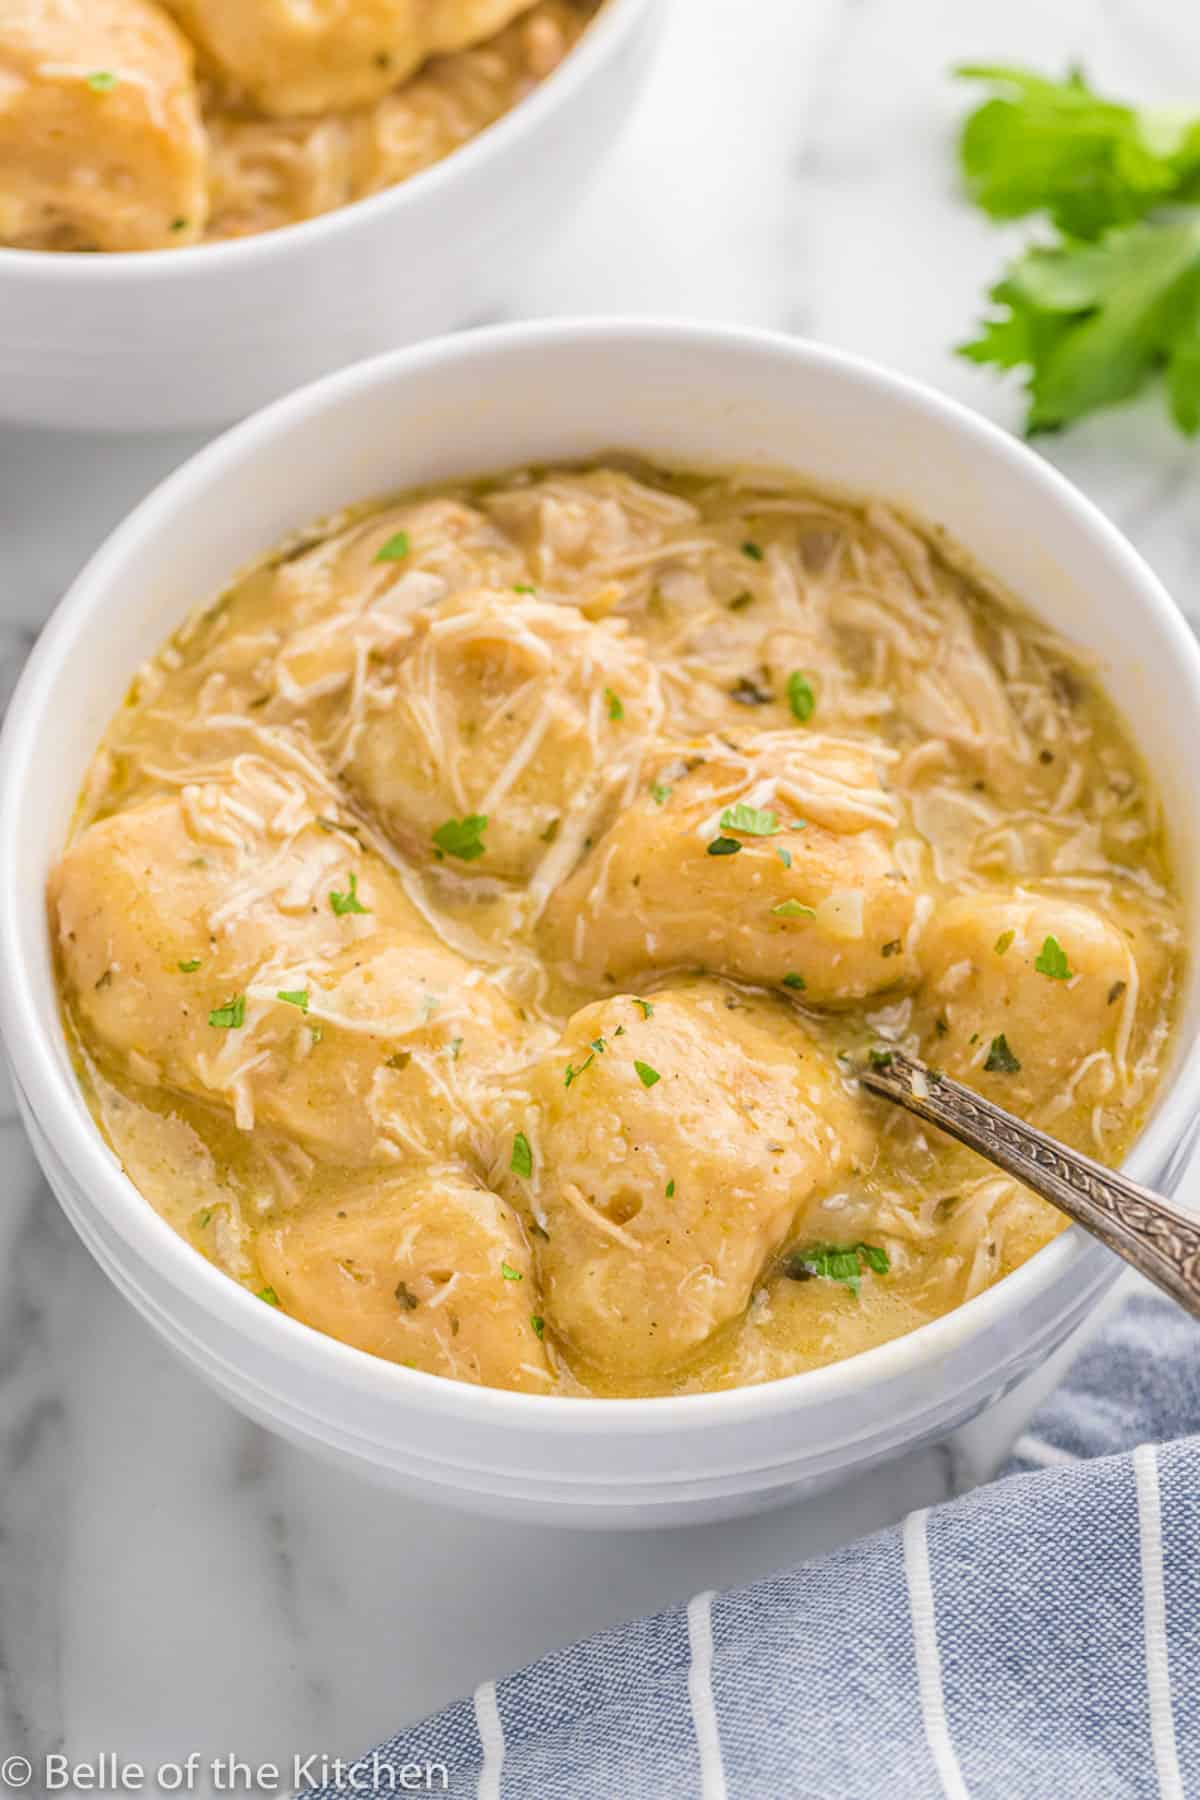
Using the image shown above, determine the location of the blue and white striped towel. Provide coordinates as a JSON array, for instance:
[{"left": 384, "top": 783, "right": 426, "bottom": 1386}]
[{"left": 303, "top": 1291, "right": 1199, "bottom": 1799}]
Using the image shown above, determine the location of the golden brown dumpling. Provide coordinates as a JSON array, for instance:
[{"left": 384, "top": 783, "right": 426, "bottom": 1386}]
[
  {"left": 163, "top": 0, "right": 539, "bottom": 118},
  {"left": 257, "top": 1167, "right": 552, "bottom": 1390},
  {"left": 494, "top": 983, "right": 870, "bottom": 1379},
  {"left": 0, "top": 0, "right": 208, "bottom": 251}
]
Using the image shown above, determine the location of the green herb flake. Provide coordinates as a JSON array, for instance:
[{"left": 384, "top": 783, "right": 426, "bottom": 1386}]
[
  {"left": 170, "top": 217, "right": 189, "bottom": 232},
  {"left": 513, "top": 582, "right": 536, "bottom": 594},
  {"left": 530, "top": 1314, "right": 545, "bottom": 1338},
  {"left": 782, "top": 673, "right": 816, "bottom": 727},
  {"left": 784, "top": 1240, "right": 890, "bottom": 1298},
  {"left": 772, "top": 899, "right": 817, "bottom": 918},
  {"left": 868, "top": 1047, "right": 894, "bottom": 1069},
  {"left": 374, "top": 530, "right": 411, "bottom": 562},
  {"left": 448, "top": 1036, "right": 463, "bottom": 1060},
  {"left": 276, "top": 988, "right": 309, "bottom": 1011},
  {"left": 782, "top": 972, "right": 807, "bottom": 990},
  {"left": 777, "top": 847, "right": 793, "bottom": 869},
  {"left": 86, "top": 70, "right": 119, "bottom": 92},
  {"left": 501, "top": 1261, "right": 522, "bottom": 1282},
  {"left": 511, "top": 1132, "right": 533, "bottom": 1178},
  {"left": 208, "top": 995, "right": 245, "bottom": 1030},
  {"left": 994, "top": 929, "right": 1015, "bottom": 955},
  {"left": 720, "top": 802, "right": 780, "bottom": 836},
  {"left": 1108, "top": 980, "right": 1128, "bottom": 1006},
  {"left": 706, "top": 835, "right": 742, "bottom": 856},
  {"left": 984, "top": 1033, "right": 1022, "bottom": 1073},
  {"left": 666, "top": 1179, "right": 676, "bottom": 1197},
  {"left": 605, "top": 687, "right": 625, "bottom": 721},
  {"left": 564, "top": 1052, "right": 595, "bottom": 1088},
  {"left": 329, "top": 871, "right": 369, "bottom": 915},
  {"left": 432, "top": 814, "right": 487, "bottom": 862},
  {"left": 881, "top": 938, "right": 903, "bottom": 958},
  {"left": 1035, "top": 933, "right": 1073, "bottom": 980},
  {"left": 385, "top": 1050, "right": 411, "bottom": 1071},
  {"left": 728, "top": 591, "right": 755, "bottom": 612},
  {"left": 177, "top": 957, "right": 202, "bottom": 973},
  {"left": 394, "top": 1280, "right": 419, "bottom": 1311},
  {"left": 633, "top": 998, "right": 654, "bottom": 1019},
  {"left": 634, "top": 1060, "right": 661, "bottom": 1088},
  {"left": 741, "top": 540, "right": 765, "bottom": 561},
  {"left": 650, "top": 782, "right": 672, "bottom": 806},
  {"left": 194, "top": 1208, "right": 213, "bottom": 1230},
  {"left": 257, "top": 1285, "right": 281, "bottom": 1307}
]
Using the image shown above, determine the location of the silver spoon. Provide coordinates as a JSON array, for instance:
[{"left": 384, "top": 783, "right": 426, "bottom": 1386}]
[{"left": 858, "top": 1047, "right": 1200, "bottom": 1320}]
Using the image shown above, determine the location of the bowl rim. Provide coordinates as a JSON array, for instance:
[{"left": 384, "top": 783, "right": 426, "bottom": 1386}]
[
  {"left": 4, "top": 315, "right": 1200, "bottom": 1435},
  {"left": 0, "top": 0, "right": 652, "bottom": 279}
]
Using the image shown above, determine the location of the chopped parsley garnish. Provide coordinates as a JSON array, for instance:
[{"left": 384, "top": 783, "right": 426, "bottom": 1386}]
[
  {"left": 374, "top": 530, "right": 410, "bottom": 562},
  {"left": 720, "top": 802, "right": 780, "bottom": 836},
  {"left": 634, "top": 1060, "right": 661, "bottom": 1088},
  {"left": 500, "top": 1261, "right": 522, "bottom": 1282},
  {"left": 194, "top": 1208, "right": 213, "bottom": 1230},
  {"left": 257, "top": 1286, "right": 281, "bottom": 1307},
  {"left": 787, "top": 670, "right": 816, "bottom": 722},
  {"left": 510, "top": 1132, "right": 533, "bottom": 1179},
  {"left": 209, "top": 996, "right": 245, "bottom": 1030},
  {"left": 994, "top": 929, "right": 1015, "bottom": 955},
  {"left": 513, "top": 583, "right": 536, "bottom": 594},
  {"left": 868, "top": 1046, "right": 894, "bottom": 1069},
  {"left": 394, "top": 1281, "right": 419, "bottom": 1311},
  {"left": 777, "top": 847, "right": 792, "bottom": 869},
  {"left": 730, "top": 675, "right": 773, "bottom": 706},
  {"left": 666, "top": 1179, "right": 676, "bottom": 1197},
  {"left": 984, "top": 1033, "right": 1022, "bottom": 1073},
  {"left": 633, "top": 998, "right": 654, "bottom": 1019},
  {"left": 728, "top": 591, "right": 755, "bottom": 611},
  {"left": 277, "top": 989, "right": 309, "bottom": 1011},
  {"left": 170, "top": 217, "right": 189, "bottom": 232},
  {"left": 564, "top": 1053, "right": 595, "bottom": 1088},
  {"left": 385, "top": 1050, "right": 411, "bottom": 1070},
  {"left": 1035, "top": 934, "right": 1073, "bottom": 980},
  {"left": 178, "top": 958, "right": 201, "bottom": 973},
  {"left": 530, "top": 1314, "right": 545, "bottom": 1338},
  {"left": 881, "top": 938, "right": 902, "bottom": 958},
  {"left": 432, "top": 814, "right": 487, "bottom": 862},
  {"left": 782, "top": 972, "right": 807, "bottom": 990},
  {"left": 448, "top": 1036, "right": 463, "bottom": 1060},
  {"left": 784, "top": 1240, "right": 889, "bottom": 1297},
  {"left": 650, "top": 782, "right": 672, "bottom": 805},
  {"left": 741, "top": 540, "right": 765, "bottom": 561},
  {"left": 772, "top": 899, "right": 816, "bottom": 918},
  {"left": 1108, "top": 980, "right": 1128, "bottom": 1006},
  {"left": 605, "top": 688, "right": 625, "bottom": 721},
  {"left": 86, "top": 70, "right": 119, "bottom": 91},
  {"left": 706, "top": 835, "right": 741, "bottom": 856},
  {"left": 329, "top": 871, "right": 369, "bottom": 914}
]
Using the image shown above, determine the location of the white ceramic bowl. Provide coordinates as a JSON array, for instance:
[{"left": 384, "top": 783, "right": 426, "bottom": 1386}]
[
  {"left": 4, "top": 320, "right": 1200, "bottom": 1529},
  {"left": 0, "top": 0, "right": 658, "bottom": 434}
]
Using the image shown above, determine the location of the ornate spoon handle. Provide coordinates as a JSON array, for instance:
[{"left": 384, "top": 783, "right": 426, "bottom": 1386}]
[{"left": 859, "top": 1049, "right": 1200, "bottom": 1320}]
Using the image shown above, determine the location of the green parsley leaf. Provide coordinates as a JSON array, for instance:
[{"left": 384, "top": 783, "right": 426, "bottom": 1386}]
[
  {"left": 329, "top": 871, "right": 369, "bottom": 914},
  {"left": 432, "top": 814, "right": 487, "bottom": 862},
  {"left": 530, "top": 1314, "right": 545, "bottom": 1338},
  {"left": 783, "top": 1240, "right": 890, "bottom": 1298},
  {"left": 777, "top": 847, "right": 792, "bottom": 869},
  {"left": 448, "top": 1036, "right": 463, "bottom": 1060},
  {"left": 394, "top": 1281, "right": 419, "bottom": 1311},
  {"left": 650, "top": 782, "right": 672, "bottom": 805},
  {"left": 177, "top": 957, "right": 201, "bottom": 972},
  {"left": 513, "top": 583, "right": 536, "bottom": 594},
  {"left": 741, "top": 540, "right": 765, "bottom": 561},
  {"left": 257, "top": 1285, "right": 281, "bottom": 1307},
  {"left": 374, "top": 530, "right": 410, "bottom": 562},
  {"left": 868, "top": 1047, "right": 894, "bottom": 1069},
  {"left": 719, "top": 802, "right": 780, "bottom": 836},
  {"left": 209, "top": 995, "right": 245, "bottom": 1029},
  {"left": 881, "top": 938, "right": 903, "bottom": 958},
  {"left": 634, "top": 1060, "right": 661, "bottom": 1088},
  {"left": 500, "top": 1261, "right": 522, "bottom": 1282},
  {"left": 728, "top": 591, "right": 755, "bottom": 612},
  {"left": 1035, "top": 933, "right": 1074, "bottom": 979},
  {"left": 633, "top": 998, "right": 654, "bottom": 1019},
  {"left": 666, "top": 1179, "right": 676, "bottom": 1197},
  {"left": 170, "top": 217, "right": 189, "bottom": 232},
  {"left": 86, "top": 70, "right": 119, "bottom": 92},
  {"left": 984, "top": 1033, "right": 1022, "bottom": 1073},
  {"left": 510, "top": 1132, "right": 533, "bottom": 1178},
  {"left": 276, "top": 989, "right": 309, "bottom": 1011},
  {"left": 782, "top": 972, "right": 807, "bottom": 990},
  {"left": 605, "top": 687, "right": 625, "bottom": 721},
  {"left": 786, "top": 670, "right": 816, "bottom": 722},
  {"left": 194, "top": 1208, "right": 213, "bottom": 1230},
  {"left": 706, "top": 835, "right": 742, "bottom": 856},
  {"left": 994, "top": 929, "right": 1015, "bottom": 955},
  {"left": 564, "top": 1052, "right": 595, "bottom": 1088},
  {"left": 772, "top": 899, "right": 816, "bottom": 918}
]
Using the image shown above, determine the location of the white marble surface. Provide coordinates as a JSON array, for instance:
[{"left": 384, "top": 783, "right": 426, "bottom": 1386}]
[{"left": 3, "top": 0, "right": 1200, "bottom": 1787}]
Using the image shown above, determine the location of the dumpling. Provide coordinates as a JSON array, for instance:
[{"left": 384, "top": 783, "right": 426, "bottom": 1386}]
[
  {"left": 257, "top": 1167, "right": 552, "bottom": 1390},
  {"left": 344, "top": 588, "right": 663, "bottom": 886},
  {"left": 493, "top": 982, "right": 870, "bottom": 1379},
  {"left": 0, "top": 0, "right": 207, "bottom": 251},
  {"left": 162, "top": 0, "right": 539, "bottom": 118},
  {"left": 541, "top": 731, "right": 918, "bottom": 1001}
]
